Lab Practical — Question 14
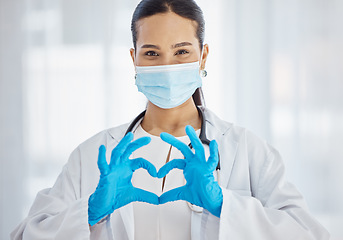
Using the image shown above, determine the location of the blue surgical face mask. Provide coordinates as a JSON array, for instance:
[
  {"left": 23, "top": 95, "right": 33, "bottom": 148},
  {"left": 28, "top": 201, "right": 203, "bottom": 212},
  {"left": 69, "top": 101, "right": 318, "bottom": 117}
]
[{"left": 135, "top": 61, "right": 202, "bottom": 109}]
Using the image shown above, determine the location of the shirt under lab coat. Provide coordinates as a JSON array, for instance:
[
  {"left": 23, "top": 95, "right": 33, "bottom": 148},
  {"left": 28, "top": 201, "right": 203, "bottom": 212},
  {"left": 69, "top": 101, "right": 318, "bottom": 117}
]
[
  {"left": 11, "top": 107, "right": 330, "bottom": 240},
  {"left": 132, "top": 125, "right": 203, "bottom": 240}
]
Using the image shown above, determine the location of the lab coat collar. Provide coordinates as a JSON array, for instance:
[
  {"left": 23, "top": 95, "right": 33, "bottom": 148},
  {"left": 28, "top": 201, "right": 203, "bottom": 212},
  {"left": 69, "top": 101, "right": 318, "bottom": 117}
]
[{"left": 200, "top": 106, "right": 233, "bottom": 136}]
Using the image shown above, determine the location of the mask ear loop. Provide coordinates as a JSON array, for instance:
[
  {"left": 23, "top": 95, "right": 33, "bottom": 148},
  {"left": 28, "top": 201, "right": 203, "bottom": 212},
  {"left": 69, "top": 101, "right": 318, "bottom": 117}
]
[
  {"left": 199, "top": 47, "right": 207, "bottom": 78},
  {"left": 134, "top": 50, "right": 138, "bottom": 80}
]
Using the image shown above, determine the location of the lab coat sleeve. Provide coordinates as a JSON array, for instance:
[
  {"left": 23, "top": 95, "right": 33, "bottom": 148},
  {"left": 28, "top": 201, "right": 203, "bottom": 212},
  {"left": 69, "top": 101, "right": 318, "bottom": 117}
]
[
  {"left": 218, "top": 149, "right": 330, "bottom": 239},
  {"left": 10, "top": 147, "right": 112, "bottom": 240}
]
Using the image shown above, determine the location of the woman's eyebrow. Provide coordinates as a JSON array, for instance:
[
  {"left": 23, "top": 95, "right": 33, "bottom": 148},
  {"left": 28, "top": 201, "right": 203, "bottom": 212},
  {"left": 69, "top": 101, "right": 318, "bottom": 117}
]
[
  {"left": 140, "top": 44, "right": 160, "bottom": 49},
  {"left": 172, "top": 42, "right": 192, "bottom": 48},
  {"left": 140, "top": 42, "right": 192, "bottom": 49}
]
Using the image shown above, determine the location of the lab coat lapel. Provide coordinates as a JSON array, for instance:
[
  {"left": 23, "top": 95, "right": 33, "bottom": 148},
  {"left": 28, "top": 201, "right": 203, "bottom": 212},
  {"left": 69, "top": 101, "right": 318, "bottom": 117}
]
[
  {"left": 203, "top": 108, "right": 238, "bottom": 188},
  {"left": 108, "top": 121, "right": 138, "bottom": 240},
  {"left": 218, "top": 136, "right": 238, "bottom": 188},
  {"left": 119, "top": 204, "right": 135, "bottom": 240}
]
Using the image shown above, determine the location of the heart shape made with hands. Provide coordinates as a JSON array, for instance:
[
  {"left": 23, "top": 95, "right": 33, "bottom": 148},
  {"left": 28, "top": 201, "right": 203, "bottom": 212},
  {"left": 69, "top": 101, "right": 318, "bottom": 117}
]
[
  {"left": 89, "top": 125, "right": 222, "bottom": 226},
  {"left": 127, "top": 125, "right": 222, "bottom": 218}
]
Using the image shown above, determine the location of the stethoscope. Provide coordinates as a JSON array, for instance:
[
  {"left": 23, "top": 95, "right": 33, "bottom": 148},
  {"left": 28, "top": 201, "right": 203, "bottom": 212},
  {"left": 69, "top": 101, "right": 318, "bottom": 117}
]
[{"left": 125, "top": 106, "right": 221, "bottom": 213}]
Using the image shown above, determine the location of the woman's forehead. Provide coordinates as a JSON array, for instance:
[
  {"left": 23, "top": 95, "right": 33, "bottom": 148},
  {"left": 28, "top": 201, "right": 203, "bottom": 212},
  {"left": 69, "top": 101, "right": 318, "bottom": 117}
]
[{"left": 135, "top": 12, "right": 198, "bottom": 48}]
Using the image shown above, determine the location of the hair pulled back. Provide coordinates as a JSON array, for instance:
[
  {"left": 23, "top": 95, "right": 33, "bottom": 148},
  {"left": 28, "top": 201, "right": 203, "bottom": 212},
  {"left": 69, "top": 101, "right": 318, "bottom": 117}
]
[{"left": 131, "top": 0, "right": 205, "bottom": 50}]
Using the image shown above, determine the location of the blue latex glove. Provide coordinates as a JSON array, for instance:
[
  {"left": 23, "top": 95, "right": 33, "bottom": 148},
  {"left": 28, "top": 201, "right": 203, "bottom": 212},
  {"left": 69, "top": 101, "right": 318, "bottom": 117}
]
[
  {"left": 88, "top": 132, "right": 159, "bottom": 226},
  {"left": 157, "top": 125, "right": 223, "bottom": 218}
]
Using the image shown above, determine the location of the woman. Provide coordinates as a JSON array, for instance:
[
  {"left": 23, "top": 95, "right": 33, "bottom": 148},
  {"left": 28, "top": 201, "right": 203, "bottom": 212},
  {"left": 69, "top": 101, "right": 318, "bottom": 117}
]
[{"left": 11, "top": 0, "right": 329, "bottom": 239}]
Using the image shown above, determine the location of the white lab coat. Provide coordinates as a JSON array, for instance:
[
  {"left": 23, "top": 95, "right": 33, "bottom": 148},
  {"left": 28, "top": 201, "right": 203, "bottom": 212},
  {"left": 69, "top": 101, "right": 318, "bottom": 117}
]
[{"left": 11, "top": 107, "right": 330, "bottom": 240}]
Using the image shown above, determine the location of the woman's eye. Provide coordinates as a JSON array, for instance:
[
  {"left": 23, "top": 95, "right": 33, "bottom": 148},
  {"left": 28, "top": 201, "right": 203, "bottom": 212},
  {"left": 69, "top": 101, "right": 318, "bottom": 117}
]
[
  {"left": 175, "top": 49, "right": 189, "bottom": 55},
  {"left": 145, "top": 51, "right": 159, "bottom": 56}
]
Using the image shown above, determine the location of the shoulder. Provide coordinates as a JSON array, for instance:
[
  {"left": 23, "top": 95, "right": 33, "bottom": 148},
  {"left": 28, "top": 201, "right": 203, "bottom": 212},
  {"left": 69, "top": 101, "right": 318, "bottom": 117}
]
[
  {"left": 203, "top": 107, "right": 249, "bottom": 139},
  {"left": 203, "top": 107, "right": 261, "bottom": 141},
  {"left": 203, "top": 107, "right": 277, "bottom": 160},
  {"left": 76, "top": 122, "right": 129, "bottom": 151},
  {"left": 66, "top": 122, "right": 131, "bottom": 168}
]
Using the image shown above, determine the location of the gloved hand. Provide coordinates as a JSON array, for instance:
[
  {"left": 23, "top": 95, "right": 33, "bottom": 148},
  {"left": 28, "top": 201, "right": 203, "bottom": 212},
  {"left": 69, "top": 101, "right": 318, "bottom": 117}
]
[
  {"left": 157, "top": 125, "right": 223, "bottom": 218},
  {"left": 88, "top": 132, "right": 159, "bottom": 226}
]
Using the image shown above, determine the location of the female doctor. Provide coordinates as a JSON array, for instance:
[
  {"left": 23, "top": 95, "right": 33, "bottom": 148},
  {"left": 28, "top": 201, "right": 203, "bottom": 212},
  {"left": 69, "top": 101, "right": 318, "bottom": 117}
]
[{"left": 12, "top": 0, "right": 329, "bottom": 239}]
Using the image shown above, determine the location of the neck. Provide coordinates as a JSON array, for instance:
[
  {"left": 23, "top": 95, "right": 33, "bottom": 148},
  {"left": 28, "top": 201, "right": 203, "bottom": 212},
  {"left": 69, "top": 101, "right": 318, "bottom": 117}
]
[{"left": 141, "top": 98, "right": 201, "bottom": 137}]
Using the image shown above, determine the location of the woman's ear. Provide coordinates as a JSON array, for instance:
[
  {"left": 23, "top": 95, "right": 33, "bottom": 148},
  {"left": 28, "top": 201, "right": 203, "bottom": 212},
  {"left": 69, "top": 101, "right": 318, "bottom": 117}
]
[
  {"left": 200, "top": 44, "right": 209, "bottom": 70},
  {"left": 130, "top": 48, "right": 136, "bottom": 66}
]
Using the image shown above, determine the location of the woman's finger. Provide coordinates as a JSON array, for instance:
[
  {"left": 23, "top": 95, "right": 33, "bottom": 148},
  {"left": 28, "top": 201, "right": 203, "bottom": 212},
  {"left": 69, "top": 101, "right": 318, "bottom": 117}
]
[
  {"left": 110, "top": 132, "right": 134, "bottom": 167},
  {"left": 185, "top": 125, "right": 205, "bottom": 160},
  {"left": 132, "top": 187, "right": 159, "bottom": 205},
  {"left": 130, "top": 157, "right": 157, "bottom": 177},
  {"left": 157, "top": 159, "right": 186, "bottom": 178},
  {"left": 121, "top": 136, "right": 151, "bottom": 161},
  {"left": 159, "top": 186, "right": 186, "bottom": 204},
  {"left": 160, "top": 132, "right": 193, "bottom": 159},
  {"left": 97, "top": 145, "right": 109, "bottom": 175},
  {"left": 207, "top": 140, "right": 219, "bottom": 172}
]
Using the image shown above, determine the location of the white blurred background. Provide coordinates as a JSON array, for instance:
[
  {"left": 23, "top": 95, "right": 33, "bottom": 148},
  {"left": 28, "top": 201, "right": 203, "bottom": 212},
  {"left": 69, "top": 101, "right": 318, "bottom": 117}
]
[{"left": 1, "top": 0, "right": 342, "bottom": 239}]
